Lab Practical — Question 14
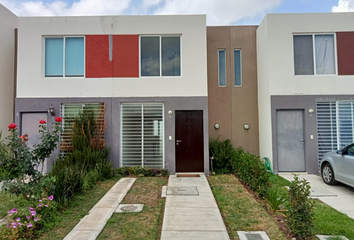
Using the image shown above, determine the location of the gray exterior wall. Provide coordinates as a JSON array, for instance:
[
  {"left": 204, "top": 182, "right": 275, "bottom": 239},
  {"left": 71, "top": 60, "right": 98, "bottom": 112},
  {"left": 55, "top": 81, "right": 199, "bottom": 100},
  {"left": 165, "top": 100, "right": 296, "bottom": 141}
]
[
  {"left": 271, "top": 95, "right": 354, "bottom": 174},
  {"left": 15, "top": 97, "right": 209, "bottom": 175}
]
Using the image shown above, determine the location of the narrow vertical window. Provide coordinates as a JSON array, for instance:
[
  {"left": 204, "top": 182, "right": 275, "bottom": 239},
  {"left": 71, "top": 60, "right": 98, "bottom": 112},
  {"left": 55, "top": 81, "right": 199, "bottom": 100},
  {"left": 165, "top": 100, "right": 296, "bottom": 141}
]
[
  {"left": 45, "top": 38, "right": 63, "bottom": 77},
  {"left": 234, "top": 49, "right": 242, "bottom": 86},
  {"left": 315, "top": 35, "right": 335, "bottom": 75},
  {"left": 162, "top": 36, "right": 181, "bottom": 76},
  {"left": 218, "top": 49, "right": 226, "bottom": 86},
  {"left": 294, "top": 35, "right": 314, "bottom": 75},
  {"left": 65, "top": 37, "right": 85, "bottom": 77},
  {"left": 141, "top": 37, "right": 160, "bottom": 76}
]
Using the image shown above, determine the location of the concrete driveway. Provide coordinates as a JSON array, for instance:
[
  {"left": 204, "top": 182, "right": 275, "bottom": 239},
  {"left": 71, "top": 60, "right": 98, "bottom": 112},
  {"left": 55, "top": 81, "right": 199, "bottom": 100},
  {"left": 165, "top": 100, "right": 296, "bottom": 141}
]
[{"left": 280, "top": 173, "right": 354, "bottom": 219}]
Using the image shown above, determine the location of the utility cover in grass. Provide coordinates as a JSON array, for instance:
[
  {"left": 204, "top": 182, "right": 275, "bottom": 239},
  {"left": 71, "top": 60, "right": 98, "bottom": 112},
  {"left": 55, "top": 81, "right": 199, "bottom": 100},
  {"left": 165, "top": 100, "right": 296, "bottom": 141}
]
[
  {"left": 316, "top": 235, "right": 349, "bottom": 240},
  {"left": 115, "top": 204, "right": 144, "bottom": 213},
  {"left": 237, "top": 231, "right": 271, "bottom": 240}
]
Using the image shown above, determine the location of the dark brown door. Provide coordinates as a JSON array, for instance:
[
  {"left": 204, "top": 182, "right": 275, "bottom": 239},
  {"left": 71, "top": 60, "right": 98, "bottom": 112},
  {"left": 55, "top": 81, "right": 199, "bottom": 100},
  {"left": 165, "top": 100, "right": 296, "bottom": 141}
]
[{"left": 175, "top": 110, "right": 204, "bottom": 172}]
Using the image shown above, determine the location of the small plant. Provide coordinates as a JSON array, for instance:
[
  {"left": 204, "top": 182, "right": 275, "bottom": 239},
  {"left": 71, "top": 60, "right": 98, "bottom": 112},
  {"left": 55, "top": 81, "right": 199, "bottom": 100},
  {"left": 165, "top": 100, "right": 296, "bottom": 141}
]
[
  {"left": 0, "top": 195, "right": 56, "bottom": 239},
  {"left": 264, "top": 187, "right": 287, "bottom": 212},
  {"left": 209, "top": 138, "right": 234, "bottom": 173},
  {"left": 115, "top": 166, "right": 168, "bottom": 177},
  {"left": 287, "top": 175, "right": 315, "bottom": 239}
]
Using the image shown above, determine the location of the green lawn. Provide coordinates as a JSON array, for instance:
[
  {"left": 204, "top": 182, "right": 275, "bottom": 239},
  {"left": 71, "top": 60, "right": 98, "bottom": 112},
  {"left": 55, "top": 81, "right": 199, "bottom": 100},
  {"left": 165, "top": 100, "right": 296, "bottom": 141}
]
[
  {"left": 98, "top": 177, "right": 167, "bottom": 240},
  {"left": 38, "top": 176, "right": 121, "bottom": 240},
  {"left": 271, "top": 174, "right": 354, "bottom": 240},
  {"left": 209, "top": 175, "right": 287, "bottom": 240}
]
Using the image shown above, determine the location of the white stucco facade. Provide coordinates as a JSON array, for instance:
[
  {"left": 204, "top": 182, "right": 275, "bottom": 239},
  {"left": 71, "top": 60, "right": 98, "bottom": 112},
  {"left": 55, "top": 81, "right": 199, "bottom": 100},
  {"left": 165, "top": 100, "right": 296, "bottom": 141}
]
[
  {"left": 0, "top": 4, "right": 18, "bottom": 136},
  {"left": 257, "top": 13, "right": 354, "bottom": 167},
  {"left": 16, "top": 15, "right": 207, "bottom": 98}
]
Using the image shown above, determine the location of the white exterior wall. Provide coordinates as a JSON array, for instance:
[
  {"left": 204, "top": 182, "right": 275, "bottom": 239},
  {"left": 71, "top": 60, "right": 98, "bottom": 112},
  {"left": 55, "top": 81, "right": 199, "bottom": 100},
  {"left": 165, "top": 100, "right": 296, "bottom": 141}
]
[
  {"left": 257, "top": 12, "right": 354, "bottom": 166},
  {"left": 0, "top": 4, "right": 17, "bottom": 136},
  {"left": 17, "top": 15, "right": 207, "bottom": 98}
]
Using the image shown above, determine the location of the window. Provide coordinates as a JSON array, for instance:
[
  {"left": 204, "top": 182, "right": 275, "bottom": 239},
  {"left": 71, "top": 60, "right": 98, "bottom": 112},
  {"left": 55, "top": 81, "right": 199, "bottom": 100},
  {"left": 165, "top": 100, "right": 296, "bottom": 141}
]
[
  {"left": 140, "top": 36, "right": 180, "bottom": 77},
  {"left": 294, "top": 34, "right": 336, "bottom": 75},
  {"left": 60, "top": 103, "right": 104, "bottom": 153},
  {"left": 234, "top": 50, "right": 242, "bottom": 86},
  {"left": 45, "top": 37, "right": 85, "bottom": 77},
  {"left": 218, "top": 49, "right": 226, "bottom": 86},
  {"left": 316, "top": 100, "right": 354, "bottom": 162},
  {"left": 121, "top": 103, "right": 164, "bottom": 168}
]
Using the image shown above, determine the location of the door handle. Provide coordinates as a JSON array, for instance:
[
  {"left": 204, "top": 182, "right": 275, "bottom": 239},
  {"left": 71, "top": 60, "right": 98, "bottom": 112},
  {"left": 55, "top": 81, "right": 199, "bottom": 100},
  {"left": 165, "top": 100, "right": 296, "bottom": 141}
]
[
  {"left": 176, "top": 140, "right": 182, "bottom": 143},
  {"left": 301, "top": 139, "right": 305, "bottom": 144}
]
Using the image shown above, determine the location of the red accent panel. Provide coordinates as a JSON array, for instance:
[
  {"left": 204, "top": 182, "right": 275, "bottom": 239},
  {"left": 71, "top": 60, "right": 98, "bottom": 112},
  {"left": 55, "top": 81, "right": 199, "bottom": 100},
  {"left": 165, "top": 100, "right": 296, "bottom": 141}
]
[
  {"left": 337, "top": 32, "right": 354, "bottom": 75},
  {"left": 113, "top": 35, "right": 139, "bottom": 77},
  {"left": 86, "top": 35, "right": 113, "bottom": 78}
]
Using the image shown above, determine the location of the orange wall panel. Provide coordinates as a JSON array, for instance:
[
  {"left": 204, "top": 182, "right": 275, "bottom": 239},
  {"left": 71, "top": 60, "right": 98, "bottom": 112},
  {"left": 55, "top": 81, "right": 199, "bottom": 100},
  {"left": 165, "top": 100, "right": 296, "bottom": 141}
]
[
  {"left": 86, "top": 35, "right": 113, "bottom": 78},
  {"left": 113, "top": 35, "right": 139, "bottom": 77}
]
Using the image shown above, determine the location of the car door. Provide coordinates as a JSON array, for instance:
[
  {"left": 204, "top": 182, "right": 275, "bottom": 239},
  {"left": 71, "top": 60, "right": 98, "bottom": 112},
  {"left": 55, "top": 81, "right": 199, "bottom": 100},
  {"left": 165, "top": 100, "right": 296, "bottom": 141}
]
[{"left": 343, "top": 145, "right": 354, "bottom": 185}]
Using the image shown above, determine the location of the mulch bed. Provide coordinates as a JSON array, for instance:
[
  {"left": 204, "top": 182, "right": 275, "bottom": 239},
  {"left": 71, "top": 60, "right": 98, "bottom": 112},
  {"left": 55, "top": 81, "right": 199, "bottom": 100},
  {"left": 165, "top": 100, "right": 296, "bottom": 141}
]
[{"left": 233, "top": 174, "right": 293, "bottom": 240}]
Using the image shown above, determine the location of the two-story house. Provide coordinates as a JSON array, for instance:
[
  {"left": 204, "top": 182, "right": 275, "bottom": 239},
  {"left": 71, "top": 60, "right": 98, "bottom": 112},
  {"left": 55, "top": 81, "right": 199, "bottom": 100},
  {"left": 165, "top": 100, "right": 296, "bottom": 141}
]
[
  {"left": 257, "top": 13, "right": 354, "bottom": 174},
  {"left": 14, "top": 14, "right": 209, "bottom": 175}
]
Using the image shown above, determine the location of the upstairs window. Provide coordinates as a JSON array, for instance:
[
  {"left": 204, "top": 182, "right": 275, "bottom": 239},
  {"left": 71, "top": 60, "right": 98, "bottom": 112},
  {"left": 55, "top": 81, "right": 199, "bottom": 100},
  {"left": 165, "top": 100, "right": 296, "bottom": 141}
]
[
  {"left": 234, "top": 49, "right": 242, "bottom": 86},
  {"left": 218, "top": 49, "right": 226, "bottom": 86},
  {"left": 140, "top": 36, "right": 181, "bottom": 77},
  {"left": 294, "top": 34, "right": 336, "bottom": 75},
  {"left": 45, "top": 37, "right": 85, "bottom": 77}
]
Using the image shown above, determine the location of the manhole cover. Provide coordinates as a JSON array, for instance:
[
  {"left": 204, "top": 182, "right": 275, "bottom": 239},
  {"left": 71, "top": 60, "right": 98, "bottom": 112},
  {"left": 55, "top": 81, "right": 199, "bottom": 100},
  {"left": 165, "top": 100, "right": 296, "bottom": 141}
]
[
  {"left": 245, "top": 233, "right": 263, "bottom": 240},
  {"left": 121, "top": 205, "right": 138, "bottom": 211},
  {"left": 115, "top": 204, "right": 144, "bottom": 213},
  {"left": 166, "top": 186, "right": 199, "bottom": 196}
]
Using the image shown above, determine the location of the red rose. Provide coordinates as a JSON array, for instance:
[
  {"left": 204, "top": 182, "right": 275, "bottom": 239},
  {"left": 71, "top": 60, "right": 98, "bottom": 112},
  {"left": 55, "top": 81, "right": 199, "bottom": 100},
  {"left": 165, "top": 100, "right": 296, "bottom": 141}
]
[
  {"left": 55, "top": 117, "right": 62, "bottom": 123},
  {"left": 39, "top": 119, "right": 47, "bottom": 124},
  {"left": 8, "top": 123, "right": 17, "bottom": 129}
]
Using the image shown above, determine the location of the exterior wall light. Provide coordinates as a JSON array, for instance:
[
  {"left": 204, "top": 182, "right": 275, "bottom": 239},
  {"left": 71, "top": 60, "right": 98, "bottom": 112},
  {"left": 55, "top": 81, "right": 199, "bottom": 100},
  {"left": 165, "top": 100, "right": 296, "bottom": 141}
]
[
  {"left": 49, "top": 105, "right": 55, "bottom": 116},
  {"left": 168, "top": 110, "right": 173, "bottom": 115},
  {"left": 309, "top": 109, "right": 314, "bottom": 113},
  {"left": 243, "top": 123, "right": 250, "bottom": 130},
  {"left": 214, "top": 123, "right": 220, "bottom": 129}
]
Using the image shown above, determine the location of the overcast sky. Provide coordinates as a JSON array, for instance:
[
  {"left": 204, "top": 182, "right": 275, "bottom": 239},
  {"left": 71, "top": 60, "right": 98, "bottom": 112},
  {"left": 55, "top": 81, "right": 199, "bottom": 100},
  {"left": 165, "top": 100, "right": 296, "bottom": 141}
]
[{"left": 1, "top": 0, "right": 354, "bottom": 25}]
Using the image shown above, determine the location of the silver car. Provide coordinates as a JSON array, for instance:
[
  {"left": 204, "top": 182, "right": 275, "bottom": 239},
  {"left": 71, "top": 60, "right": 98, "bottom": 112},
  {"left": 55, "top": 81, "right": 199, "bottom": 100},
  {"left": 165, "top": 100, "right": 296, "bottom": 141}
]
[{"left": 319, "top": 143, "right": 354, "bottom": 187}]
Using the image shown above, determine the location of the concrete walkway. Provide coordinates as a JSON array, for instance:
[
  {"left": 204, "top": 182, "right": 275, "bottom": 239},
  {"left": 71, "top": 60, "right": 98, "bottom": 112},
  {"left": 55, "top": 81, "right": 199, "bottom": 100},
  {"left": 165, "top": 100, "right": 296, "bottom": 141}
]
[
  {"left": 280, "top": 173, "right": 354, "bottom": 219},
  {"left": 64, "top": 178, "right": 136, "bottom": 240},
  {"left": 161, "top": 174, "right": 230, "bottom": 240}
]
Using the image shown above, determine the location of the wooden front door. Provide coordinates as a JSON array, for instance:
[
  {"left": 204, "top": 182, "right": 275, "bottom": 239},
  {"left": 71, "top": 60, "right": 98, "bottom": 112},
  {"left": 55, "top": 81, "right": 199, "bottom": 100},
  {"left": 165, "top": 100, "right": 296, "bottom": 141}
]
[{"left": 175, "top": 110, "right": 204, "bottom": 172}]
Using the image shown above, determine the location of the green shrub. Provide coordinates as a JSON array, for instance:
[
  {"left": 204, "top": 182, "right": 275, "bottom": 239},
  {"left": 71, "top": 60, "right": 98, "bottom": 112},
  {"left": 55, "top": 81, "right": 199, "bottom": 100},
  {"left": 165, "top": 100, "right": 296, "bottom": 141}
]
[
  {"left": 231, "top": 147, "right": 270, "bottom": 197},
  {"left": 115, "top": 166, "right": 168, "bottom": 177},
  {"left": 49, "top": 147, "right": 114, "bottom": 204},
  {"left": 209, "top": 138, "right": 234, "bottom": 173},
  {"left": 287, "top": 175, "right": 315, "bottom": 239}
]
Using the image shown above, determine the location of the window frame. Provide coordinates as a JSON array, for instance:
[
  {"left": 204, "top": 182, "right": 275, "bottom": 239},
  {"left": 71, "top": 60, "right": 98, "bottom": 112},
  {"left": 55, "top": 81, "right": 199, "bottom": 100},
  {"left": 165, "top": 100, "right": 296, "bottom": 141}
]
[
  {"left": 218, "top": 49, "right": 227, "bottom": 87},
  {"left": 293, "top": 33, "right": 338, "bottom": 76},
  {"left": 233, "top": 49, "right": 242, "bottom": 87},
  {"left": 139, "top": 35, "right": 182, "bottom": 78},
  {"left": 43, "top": 36, "right": 86, "bottom": 79}
]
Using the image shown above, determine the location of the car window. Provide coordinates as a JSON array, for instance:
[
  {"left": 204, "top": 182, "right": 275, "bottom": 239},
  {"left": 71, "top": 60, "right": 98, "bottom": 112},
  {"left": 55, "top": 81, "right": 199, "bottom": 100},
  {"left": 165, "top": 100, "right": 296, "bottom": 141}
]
[{"left": 347, "top": 146, "right": 354, "bottom": 156}]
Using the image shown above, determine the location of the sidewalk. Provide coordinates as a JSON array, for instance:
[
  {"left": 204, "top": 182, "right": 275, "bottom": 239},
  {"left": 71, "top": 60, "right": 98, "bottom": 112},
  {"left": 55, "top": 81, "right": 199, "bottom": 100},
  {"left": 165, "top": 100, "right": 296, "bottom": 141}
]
[
  {"left": 161, "top": 174, "right": 230, "bottom": 240},
  {"left": 280, "top": 173, "right": 354, "bottom": 219},
  {"left": 64, "top": 177, "right": 136, "bottom": 240}
]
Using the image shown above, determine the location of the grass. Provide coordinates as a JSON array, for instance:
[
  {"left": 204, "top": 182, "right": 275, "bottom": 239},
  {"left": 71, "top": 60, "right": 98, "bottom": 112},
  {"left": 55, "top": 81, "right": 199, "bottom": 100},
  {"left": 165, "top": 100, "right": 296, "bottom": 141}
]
[
  {"left": 208, "top": 174, "right": 287, "bottom": 240},
  {"left": 0, "top": 191, "right": 17, "bottom": 218},
  {"left": 38, "top": 176, "right": 121, "bottom": 240},
  {"left": 98, "top": 177, "right": 167, "bottom": 240},
  {"left": 271, "top": 174, "right": 354, "bottom": 240}
]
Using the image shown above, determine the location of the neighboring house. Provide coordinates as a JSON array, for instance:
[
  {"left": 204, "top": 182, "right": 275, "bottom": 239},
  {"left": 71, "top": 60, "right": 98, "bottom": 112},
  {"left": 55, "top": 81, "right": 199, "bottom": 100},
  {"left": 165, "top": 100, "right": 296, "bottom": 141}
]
[
  {"left": 14, "top": 15, "right": 209, "bottom": 174},
  {"left": 207, "top": 26, "right": 259, "bottom": 155},
  {"left": 257, "top": 13, "right": 354, "bottom": 174},
  {"left": 0, "top": 4, "right": 17, "bottom": 138}
]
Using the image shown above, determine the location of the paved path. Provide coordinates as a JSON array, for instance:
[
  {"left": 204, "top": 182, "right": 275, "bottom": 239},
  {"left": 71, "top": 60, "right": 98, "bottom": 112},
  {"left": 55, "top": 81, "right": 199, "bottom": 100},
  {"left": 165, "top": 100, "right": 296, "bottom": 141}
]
[
  {"left": 280, "top": 173, "right": 354, "bottom": 219},
  {"left": 64, "top": 178, "right": 136, "bottom": 240},
  {"left": 161, "top": 174, "right": 230, "bottom": 240}
]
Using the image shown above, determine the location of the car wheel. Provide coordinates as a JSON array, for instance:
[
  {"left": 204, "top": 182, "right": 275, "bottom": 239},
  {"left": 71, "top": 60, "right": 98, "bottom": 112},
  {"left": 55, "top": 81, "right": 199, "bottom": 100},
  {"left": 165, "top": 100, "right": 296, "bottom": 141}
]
[{"left": 322, "top": 163, "right": 337, "bottom": 185}]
